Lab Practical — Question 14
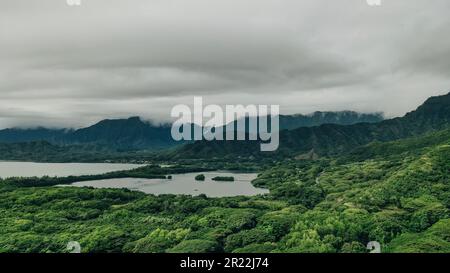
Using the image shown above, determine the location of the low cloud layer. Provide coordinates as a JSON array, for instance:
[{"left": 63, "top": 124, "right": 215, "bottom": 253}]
[{"left": 0, "top": 0, "right": 449, "bottom": 128}]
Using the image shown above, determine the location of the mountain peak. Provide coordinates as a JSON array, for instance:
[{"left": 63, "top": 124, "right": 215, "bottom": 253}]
[
  {"left": 127, "top": 116, "right": 143, "bottom": 122},
  {"left": 422, "top": 91, "right": 450, "bottom": 106},
  {"left": 405, "top": 92, "right": 450, "bottom": 120}
]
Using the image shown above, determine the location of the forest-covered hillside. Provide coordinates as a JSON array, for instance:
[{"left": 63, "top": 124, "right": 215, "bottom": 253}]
[{"left": 1, "top": 128, "right": 448, "bottom": 253}]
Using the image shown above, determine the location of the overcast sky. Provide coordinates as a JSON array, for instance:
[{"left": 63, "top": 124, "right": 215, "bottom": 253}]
[{"left": 0, "top": 0, "right": 449, "bottom": 128}]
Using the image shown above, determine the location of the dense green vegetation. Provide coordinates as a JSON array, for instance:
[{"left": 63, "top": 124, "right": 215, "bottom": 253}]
[{"left": 1, "top": 128, "right": 448, "bottom": 253}]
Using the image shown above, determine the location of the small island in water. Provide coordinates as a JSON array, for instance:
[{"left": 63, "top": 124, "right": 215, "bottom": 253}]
[
  {"left": 195, "top": 174, "right": 206, "bottom": 181},
  {"left": 212, "top": 176, "right": 235, "bottom": 182},
  {"left": 195, "top": 174, "right": 235, "bottom": 182}
]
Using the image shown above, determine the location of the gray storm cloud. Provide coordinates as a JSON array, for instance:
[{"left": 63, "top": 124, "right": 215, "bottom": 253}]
[{"left": 0, "top": 0, "right": 449, "bottom": 128}]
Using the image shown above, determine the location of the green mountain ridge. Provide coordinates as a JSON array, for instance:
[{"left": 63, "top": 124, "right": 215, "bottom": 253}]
[{"left": 176, "top": 92, "right": 450, "bottom": 159}]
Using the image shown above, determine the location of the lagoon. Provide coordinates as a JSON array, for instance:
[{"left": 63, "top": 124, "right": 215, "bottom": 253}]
[{"left": 67, "top": 171, "right": 269, "bottom": 197}]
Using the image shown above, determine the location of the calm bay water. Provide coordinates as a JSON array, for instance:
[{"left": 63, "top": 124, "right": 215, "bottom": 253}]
[
  {"left": 67, "top": 171, "right": 269, "bottom": 197},
  {"left": 0, "top": 161, "right": 142, "bottom": 178}
]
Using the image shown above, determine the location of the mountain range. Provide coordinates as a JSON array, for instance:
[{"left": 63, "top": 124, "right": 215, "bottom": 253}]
[
  {"left": 176, "top": 92, "right": 450, "bottom": 159},
  {"left": 0, "top": 111, "right": 383, "bottom": 152},
  {"left": 0, "top": 92, "right": 448, "bottom": 162}
]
